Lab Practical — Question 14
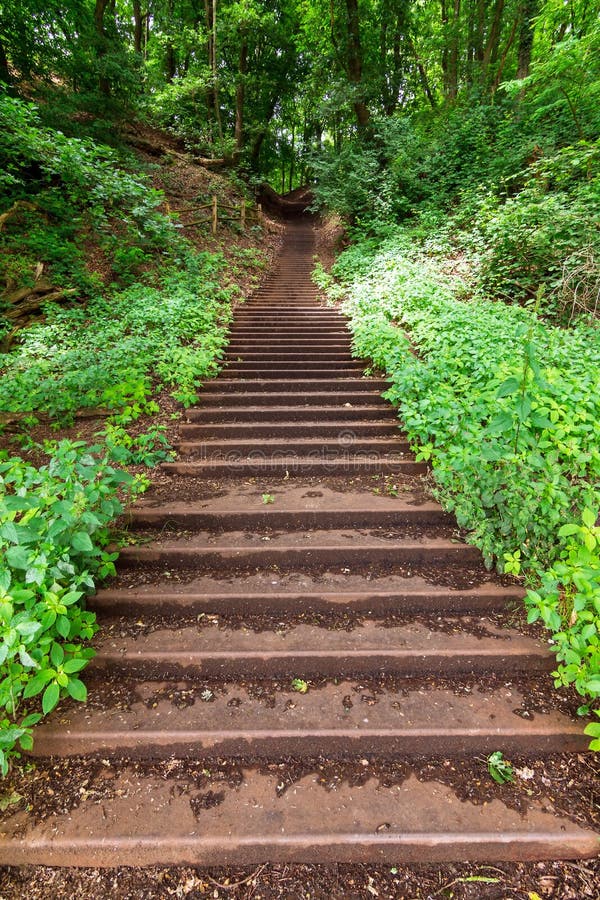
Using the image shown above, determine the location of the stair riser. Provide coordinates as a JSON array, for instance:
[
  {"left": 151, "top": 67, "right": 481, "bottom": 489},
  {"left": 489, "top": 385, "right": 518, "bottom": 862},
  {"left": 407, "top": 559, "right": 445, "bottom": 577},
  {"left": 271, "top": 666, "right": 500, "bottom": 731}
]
[
  {"left": 29, "top": 730, "right": 587, "bottom": 760},
  {"left": 195, "top": 393, "right": 386, "bottom": 406},
  {"left": 185, "top": 408, "right": 399, "bottom": 423},
  {"left": 161, "top": 460, "right": 425, "bottom": 476},
  {"left": 3, "top": 835, "right": 596, "bottom": 868},
  {"left": 127, "top": 508, "right": 447, "bottom": 530},
  {"left": 206, "top": 381, "right": 388, "bottom": 394},
  {"left": 221, "top": 370, "right": 366, "bottom": 379},
  {"left": 91, "top": 651, "right": 552, "bottom": 682},
  {"left": 222, "top": 354, "right": 357, "bottom": 362},
  {"left": 175, "top": 439, "right": 408, "bottom": 455},
  {"left": 90, "top": 590, "right": 523, "bottom": 617},
  {"left": 117, "top": 543, "right": 479, "bottom": 572},
  {"left": 180, "top": 424, "right": 400, "bottom": 438}
]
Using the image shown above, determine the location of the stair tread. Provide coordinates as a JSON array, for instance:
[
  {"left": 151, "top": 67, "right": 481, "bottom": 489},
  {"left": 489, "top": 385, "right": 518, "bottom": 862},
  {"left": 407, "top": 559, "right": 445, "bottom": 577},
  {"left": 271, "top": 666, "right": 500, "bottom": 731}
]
[
  {"left": 28, "top": 681, "right": 587, "bottom": 757},
  {"left": 1, "top": 771, "right": 595, "bottom": 866},
  {"left": 93, "top": 620, "right": 548, "bottom": 660}
]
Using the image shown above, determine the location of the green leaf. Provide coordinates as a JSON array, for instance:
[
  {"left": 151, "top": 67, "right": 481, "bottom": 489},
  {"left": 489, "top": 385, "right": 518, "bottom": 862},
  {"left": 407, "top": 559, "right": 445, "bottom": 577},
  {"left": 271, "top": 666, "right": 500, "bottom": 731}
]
[
  {"left": 71, "top": 532, "right": 94, "bottom": 553},
  {"left": 558, "top": 524, "right": 580, "bottom": 537},
  {"left": 488, "top": 410, "right": 514, "bottom": 434},
  {"left": 582, "top": 508, "right": 597, "bottom": 529},
  {"left": 42, "top": 682, "right": 60, "bottom": 715},
  {"left": 63, "top": 658, "right": 88, "bottom": 674},
  {"left": 496, "top": 377, "right": 520, "bottom": 398},
  {"left": 66, "top": 678, "right": 87, "bottom": 702},
  {"left": 50, "top": 643, "right": 64, "bottom": 667}
]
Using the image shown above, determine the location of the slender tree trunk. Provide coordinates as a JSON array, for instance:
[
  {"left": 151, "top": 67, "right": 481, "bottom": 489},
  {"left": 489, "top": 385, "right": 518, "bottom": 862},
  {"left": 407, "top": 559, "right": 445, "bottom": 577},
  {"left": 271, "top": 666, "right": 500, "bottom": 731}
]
[
  {"left": 407, "top": 34, "right": 436, "bottom": 108},
  {"left": 94, "top": 0, "right": 112, "bottom": 96},
  {"left": 517, "top": 0, "right": 538, "bottom": 79},
  {"left": 0, "top": 37, "right": 11, "bottom": 87},
  {"left": 132, "top": 0, "right": 143, "bottom": 54},
  {"left": 345, "top": 0, "right": 371, "bottom": 129},
  {"left": 491, "top": 10, "right": 519, "bottom": 92},
  {"left": 234, "top": 38, "right": 248, "bottom": 158},
  {"left": 482, "top": 0, "right": 505, "bottom": 82},
  {"left": 447, "top": 0, "right": 461, "bottom": 99},
  {"left": 212, "top": 0, "right": 223, "bottom": 141},
  {"left": 165, "top": 0, "right": 176, "bottom": 81},
  {"left": 289, "top": 127, "right": 295, "bottom": 192}
]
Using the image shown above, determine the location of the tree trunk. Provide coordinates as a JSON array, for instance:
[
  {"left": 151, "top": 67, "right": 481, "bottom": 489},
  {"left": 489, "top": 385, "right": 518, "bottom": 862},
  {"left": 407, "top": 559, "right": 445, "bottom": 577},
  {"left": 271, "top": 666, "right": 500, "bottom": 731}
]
[
  {"left": 481, "top": 0, "right": 505, "bottom": 81},
  {"left": 94, "top": 0, "right": 112, "bottom": 96},
  {"left": 0, "top": 37, "right": 11, "bottom": 87},
  {"left": 517, "top": 0, "right": 538, "bottom": 79},
  {"left": 165, "top": 0, "right": 176, "bottom": 81},
  {"left": 491, "top": 10, "right": 519, "bottom": 92},
  {"left": 234, "top": 38, "right": 248, "bottom": 158},
  {"left": 132, "top": 0, "right": 143, "bottom": 54},
  {"left": 345, "top": 0, "right": 371, "bottom": 129},
  {"left": 447, "top": 0, "right": 461, "bottom": 100},
  {"left": 407, "top": 34, "right": 436, "bottom": 108}
]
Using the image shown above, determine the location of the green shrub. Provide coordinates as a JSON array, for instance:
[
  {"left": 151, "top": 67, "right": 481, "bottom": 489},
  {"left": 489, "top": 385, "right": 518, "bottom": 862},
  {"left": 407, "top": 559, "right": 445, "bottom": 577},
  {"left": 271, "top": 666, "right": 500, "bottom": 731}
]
[
  {"left": 327, "top": 228, "right": 600, "bottom": 706},
  {"left": 0, "top": 441, "right": 143, "bottom": 774}
]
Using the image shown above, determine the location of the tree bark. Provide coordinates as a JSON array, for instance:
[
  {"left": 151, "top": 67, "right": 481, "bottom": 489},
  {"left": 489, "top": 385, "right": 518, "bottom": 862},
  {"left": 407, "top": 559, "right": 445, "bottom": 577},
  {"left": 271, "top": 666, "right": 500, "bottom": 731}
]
[
  {"left": 481, "top": 0, "right": 505, "bottom": 81},
  {"left": 132, "top": 0, "right": 143, "bottom": 54},
  {"left": 234, "top": 37, "right": 248, "bottom": 158},
  {"left": 345, "top": 0, "right": 371, "bottom": 128},
  {"left": 447, "top": 0, "right": 461, "bottom": 100},
  {"left": 406, "top": 34, "right": 436, "bottom": 108},
  {"left": 94, "top": 0, "right": 112, "bottom": 95},
  {"left": 517, "top": 0, "right": 538, "bottom": 79},
  {"left": 0, "top": 37, "right": 11, "bottom": 87}
]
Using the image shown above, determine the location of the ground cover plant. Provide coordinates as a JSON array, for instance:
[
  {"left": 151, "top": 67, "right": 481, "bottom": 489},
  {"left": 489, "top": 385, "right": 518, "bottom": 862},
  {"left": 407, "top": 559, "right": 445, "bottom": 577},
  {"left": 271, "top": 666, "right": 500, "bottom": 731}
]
[
  {"left": 0, "top": 95, "right": 269, "bottom": 772},
  {"left": 318, "top": 224, "right": 600, "bottom": 715}
]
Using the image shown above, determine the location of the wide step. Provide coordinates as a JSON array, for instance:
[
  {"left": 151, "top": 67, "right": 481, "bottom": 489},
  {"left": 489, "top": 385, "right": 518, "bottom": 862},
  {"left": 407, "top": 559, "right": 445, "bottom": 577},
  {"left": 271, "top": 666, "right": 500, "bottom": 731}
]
[
  {"left": 29, "top": 680, "right": 586, "bottom": 758},
  {"left": 91, "top": 620, "right": 551, "bottom": 679},
  {"left": 1, "top": 770, "right": 595, "bottom": 866}
]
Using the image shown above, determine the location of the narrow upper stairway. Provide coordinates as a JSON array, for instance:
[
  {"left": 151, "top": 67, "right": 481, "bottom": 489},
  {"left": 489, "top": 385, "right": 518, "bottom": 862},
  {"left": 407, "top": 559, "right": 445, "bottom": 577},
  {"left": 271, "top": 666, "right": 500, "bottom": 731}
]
[{"left": 0, "top": 220, "right": 597, "bottom": 868}]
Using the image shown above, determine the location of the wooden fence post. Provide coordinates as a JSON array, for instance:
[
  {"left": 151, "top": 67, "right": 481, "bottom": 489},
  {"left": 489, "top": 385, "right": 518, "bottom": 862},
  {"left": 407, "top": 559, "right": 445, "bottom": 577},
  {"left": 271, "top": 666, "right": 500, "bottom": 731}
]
[
  {"left": 240, "top": 199, "right": 246, "bottom": 230},
  {"left": 211, "top": 195, "right": 218, "bottom": 235}
]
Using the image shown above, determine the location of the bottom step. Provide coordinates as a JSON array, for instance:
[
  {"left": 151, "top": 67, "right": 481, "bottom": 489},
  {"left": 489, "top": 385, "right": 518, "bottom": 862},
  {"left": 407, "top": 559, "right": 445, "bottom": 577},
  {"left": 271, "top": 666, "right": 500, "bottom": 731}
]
[{"left": 0, "top": 769, "right": 596, "bottom": 866}]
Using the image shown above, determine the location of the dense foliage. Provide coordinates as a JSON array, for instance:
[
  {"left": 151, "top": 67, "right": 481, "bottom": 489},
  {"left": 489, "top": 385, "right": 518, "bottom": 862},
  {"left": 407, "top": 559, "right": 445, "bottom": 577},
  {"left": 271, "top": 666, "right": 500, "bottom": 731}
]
[
  {"left": 0, "top": 93, "right": 260, "bottom": 770},
  {"left": 316, "top": 223, "right": 600, "bottom": 709}
]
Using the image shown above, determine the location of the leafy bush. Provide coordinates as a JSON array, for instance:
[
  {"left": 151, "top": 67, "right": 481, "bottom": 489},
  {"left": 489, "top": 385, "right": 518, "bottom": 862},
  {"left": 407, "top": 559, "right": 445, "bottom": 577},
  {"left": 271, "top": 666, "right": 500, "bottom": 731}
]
[
  {"left": 0, "top": 441, "right": 142, "bottom": 774},
  {"left": 0, "top": 260, "right": 233, "bottom": 422},
  {"left": 327, "top": 228, "right": 600, "bottom": 705}
]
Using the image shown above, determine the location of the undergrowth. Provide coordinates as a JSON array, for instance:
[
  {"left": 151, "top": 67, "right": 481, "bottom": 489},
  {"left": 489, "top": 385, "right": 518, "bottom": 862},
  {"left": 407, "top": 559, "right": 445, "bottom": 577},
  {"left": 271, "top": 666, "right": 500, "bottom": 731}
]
[
  {"left": 0, "top": 96, "right": 265, "bottom": 772},
  {"left": 318, "top": 228, "right": 600, "bottom": 715}
]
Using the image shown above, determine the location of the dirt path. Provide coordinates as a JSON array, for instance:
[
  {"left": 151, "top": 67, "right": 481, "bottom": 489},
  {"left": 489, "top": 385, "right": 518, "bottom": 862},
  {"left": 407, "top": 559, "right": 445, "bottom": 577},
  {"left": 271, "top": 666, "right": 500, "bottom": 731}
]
[{"left": 0, "top": 220, "right": 598, "bottom": 892}]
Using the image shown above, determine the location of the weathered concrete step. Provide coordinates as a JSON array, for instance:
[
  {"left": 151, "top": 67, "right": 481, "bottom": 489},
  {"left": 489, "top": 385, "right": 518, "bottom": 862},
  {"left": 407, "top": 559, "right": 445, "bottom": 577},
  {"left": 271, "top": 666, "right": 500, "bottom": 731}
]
[
  {"left": 28, "top": 680, "right": 588, "bottom": 758},
  {"left": 180, "top": 421, "right": 400, "bottom": 438},
  {"left": 222, "top": 368, "right": 366, "bottom": 378},
  {"left": 162, "top": 457, "right": 424, "bottom": 476},
  {"left": 230, "top": 318, "right": 345, "bottom": 325},
  {"left": 223, "top": 353, "right": 357, "bottom": 362},
  {"left": 195, "top": 392, "right": 388, "bottom": 407},
  {"left": 227, "top": 335, "right": 350, "bottom": 342},
  {"left": 207, "top": 379, "right": 388, "bottom": 394},
  {"left": 228, "top": 322, "right": 348, "bottom": 340},
  {"left": 185, "top": 406, "right": 396, "bottom": 424},
  {"left": 3, "top": 770, "right": 596, "bottom": 866},
  {"left": 127, "top": 495, "right": 445, "bottom": 530},
  {"left": 92, "top": 576, "right": 525, "bottom": 616},
  {"left": 175, "top": 437, "right": 410, "bottom": 457},
  {"left": 92, "top": 621, "right": 551, "bottom": 680},
  {"left": 117, "top": 533, "right": 479, "bottom": 572}
]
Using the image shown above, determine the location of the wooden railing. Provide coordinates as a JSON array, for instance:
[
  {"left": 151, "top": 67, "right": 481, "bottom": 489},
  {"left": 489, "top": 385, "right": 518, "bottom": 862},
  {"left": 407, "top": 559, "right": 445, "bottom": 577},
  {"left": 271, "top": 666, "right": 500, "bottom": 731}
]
[{"left": 169, "top": 196, "right": 263, "bottom": 234}]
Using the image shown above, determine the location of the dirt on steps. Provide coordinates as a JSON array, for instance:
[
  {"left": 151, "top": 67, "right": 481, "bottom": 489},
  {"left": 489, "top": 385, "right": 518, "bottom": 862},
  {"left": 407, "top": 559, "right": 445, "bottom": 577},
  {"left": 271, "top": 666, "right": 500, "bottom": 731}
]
[{"left": 1, "top": 219, "right": 598, "bottom": 896}]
